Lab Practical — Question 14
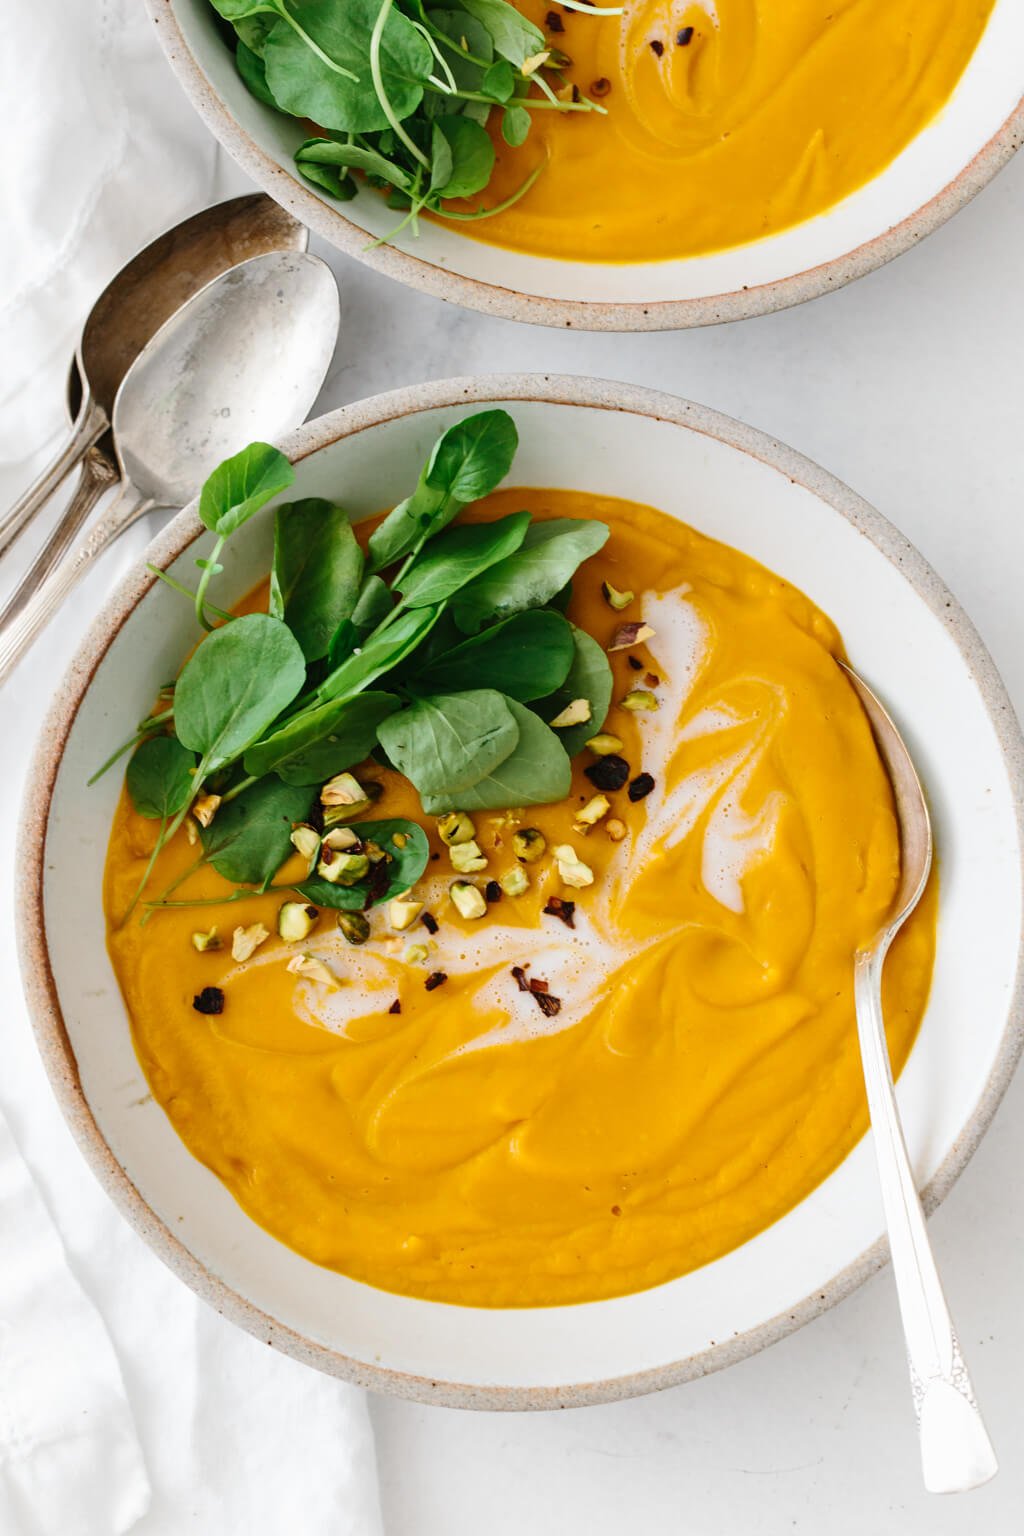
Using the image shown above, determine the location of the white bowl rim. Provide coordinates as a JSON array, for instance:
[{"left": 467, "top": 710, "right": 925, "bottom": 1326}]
[
  {"left": 146, "top": 0, "right": 1024, "bottom": 333},
  {"left": 18, "top": 374, "right": 1024, "bottom": 1408}
]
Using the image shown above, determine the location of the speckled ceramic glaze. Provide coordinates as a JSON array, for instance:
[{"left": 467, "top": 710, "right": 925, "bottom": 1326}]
[
  {"left": 19, "top": 378, "right": 1024, "bottom": 1407},
  {"left": 146, "top": 1, "right": 1024, "bottom": 331}
]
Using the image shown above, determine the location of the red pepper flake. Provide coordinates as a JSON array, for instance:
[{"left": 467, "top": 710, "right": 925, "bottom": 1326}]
[
  {"left": 485, "top": 880, "right": 502, "bottom": 903},
  {"left": 545, "top": 9, "right": 564, "bottom": 30},
  {"left": 420, "top": 911, "right": 439, "bottom": 935},
  {"left": 584, "top": 754, "right": 630, "bottom": 792},
  {"left": 388, "top": 999, "right": 402, "bottom": 1014},
  {"left": 529, "top": 977, "right": 550, "bottom": 995},
  {"left": 571, "top": 83, "right": 581, "bottom": 103},
  {"left": 193, "top": 986, "right": 224, "bottom": 1016},
  {"left": 590, "top": 77, "right": 611, "bottom": 97},
  {"left": 425, "top": 971, "right": 448, "bottom": 992},
  {"left": 676, "top": 25, "right": 694, "bottom": 45},
  {"left": 543, "top": 896, "right": 576, "bottom": 929},
  {"left": 533, "top": 991, "right": 562, "bottom": 1018},
  {"left": 512, "top": 965, "right": 532, "bottom": 992},
  {"left": 611, "top": 1204, "right": 622, "bottom": 1216},
  {"left": 430, "top": 851, "right": 440, "bottom": 861},
  {"left": 628, "top": 655, "right": 643, "bottom": 671},
  {"left": 644, "top": 672, "right": 660, "bottom": 688},
  {"left": 649, "top": 38, "right": 664, "bottom": 56},
  {"left": 362, "top": 861, "right": 389, "bottom": 909},
  {"left": 628, "top": 772, "right": 656, "bottom": 802}
]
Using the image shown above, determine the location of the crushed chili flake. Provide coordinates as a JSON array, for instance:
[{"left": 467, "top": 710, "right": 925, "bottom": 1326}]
[
  {"left": 628, "top": 772, "right": 656, "bottom": 802},
  {"left": 388, "top": 999, "right": 402, "bottom": 1015},
  {"left": 584, "top": 754, "right": 630, "bottom": 792},
  {"left": 534, "top": 992, "right": 562, "bottom": 1018},
  {"left": 545, "top": 9, "right": 564, "bottom": 30},
  {"left": 628, "top": 655, "right": 643, "bottom": 671},
  {"left": 512, "top": 965, "right": 532, "bottom": 992},
  {"left": 590, "top": 77, "right": 611, "bottom": 97},
  {"left": 430, "top": 851, "right": 440, "bottom": 861},
  {"left": 362, "top": 861, "right": 390, "bottom": 909},
  {"left": 193, "top": 986, "right": 224, "bottom": 1016},
  {"left": 485, "top": 880, "right": 502, "bottom": 903},
  {"left": 649, "top": 38, "right": 664, "bottom": 56},
  {"left": 529, "top": 977, "right": 550, "bottom": 995},
  {"left": 676, "top": 25, "right": 694, "bottom": 45},
  {"left": 425, "top": 971, "right": 448, "bottom": 992},
  {"left": 420, "top": 911, "right": 439, "bottom": 935},
  {"left": 571, "top": 83, "right": 581, "bottom": 103},
  {"left": 543, "top": 896, "right": 576, "bottom": 929},
  {"left": 644, "top": 672, "right": 660, "bottom": 688}
]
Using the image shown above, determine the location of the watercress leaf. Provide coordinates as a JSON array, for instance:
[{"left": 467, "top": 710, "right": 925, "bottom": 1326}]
[
  {"left": 199, "top": 777, "right": 314, "bottom": 886},
  {"left": 482, "top": 59, "right": 515, "bottom": 103},
  {"left": 296, "top": 138, "right": 415, "bottom": 194},
  {"left": 197, "top": 440, "right": 294, "bottom": 537},
  {"left": 421, "top": 699, "right": 570, "bottom": 813},
  {"left": 407, "top": 609, "right": 574, "bottom": 700},
  {"left": 314, "top": 605, "right": 442, "bottom": 705},
  {"left": 236, "top": 40, "right": 279, "bottom": 107},
  {"left": 452, "top": 519, "right": 610, "bottom": 634},
  {"left": 367, "top": 410, "right": 518, "bottom": 572},
  {"left": 269, "top": 498, "right": 364, "bottom": 661},
  {"left": 376, "top": 689, "right": 520, "bottom": 798},
  {"left": 262, "top": 0, "right": 432, "bottom": 134},
  {"left": 429, "top": 121, "right": 454, "bottom": 193},
  {"left": 326, "top": 573, "right": 396, "bottom": 668},
  {"left": 456, "top": 0, "right": 545, "bottom": 66},
  {"left": 296, "top": 158, "right": 358, "bottom": 200},
  {"left": 501, "top": 103, "right": 531, "bottom": 147},
  {"left": 175, "top": 613, "right": 306, "bottom": 771},
  {"left": 125, "top": 736, "right": 196, "bottom": 820},
  {"left": 243, "top": 691, "right": 400, "bottom": 784},
  {"left": 233, "top": 13, "right": 276, "bottom": 53},
  {"left": 533, "top": 625, "right": 613, "bottom": 755},
  {"left": 295, "top": 819, "right": 429, "bottom": 909},
  {"left": 430, "top": 115, "right": 495, "bottom": 199},
  {"left": 395, "top": 511, "right": 530, "bottom": 607}
]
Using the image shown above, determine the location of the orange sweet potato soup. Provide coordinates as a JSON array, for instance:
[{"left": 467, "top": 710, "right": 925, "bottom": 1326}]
[
  {"left": 104, "top": 488, "right": 936, "bottom": 1307},
  {"left": 468, "top": 0, "right": 994, "bottom": 262}
]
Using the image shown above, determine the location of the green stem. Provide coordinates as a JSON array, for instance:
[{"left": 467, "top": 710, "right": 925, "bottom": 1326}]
[
  {"left": 148, "top": 564, "right": 234, "bottom": 623},
  {"left": 275, "top": 4, "right": 359, "bottom": 82},
  {"left": 119, "top": 814, "right": 168, "bottom": 928},
  {"left": 220, "top": 774, "right": 258, "bottom": 805},
  {"left": 87, "top": 707, "right": 175, "bottom": 786},
  {"left": 139, "top": 850, "right": 208, "bottom": 927},
  {"left": 434, "top": 158, "right": 547, "bottom": 220},
  {"left": 426, "top": 84, "right": 605, "bottom": 114},
  {"left": 194, "top": 535, "right": 227, "bottom": 631},
  {"left": 370, "top": 0, "right": 430, "bottom": 170}
]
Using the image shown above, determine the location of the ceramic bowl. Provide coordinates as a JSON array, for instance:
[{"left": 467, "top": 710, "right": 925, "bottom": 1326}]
[
  {"left": 20, "top": 376, "right": 1024, "bottom": 1407},
  {"left": 147, "top": 0, "right": 1024, "bottom": 331}
]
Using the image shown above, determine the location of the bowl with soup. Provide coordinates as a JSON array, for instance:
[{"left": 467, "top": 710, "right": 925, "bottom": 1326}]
[
  {"left": 147, "top": 0, "right": 1024, "bottom": 328},
  {"left": 20, "top": 375, "right": 1024, "bottom": 1403}
]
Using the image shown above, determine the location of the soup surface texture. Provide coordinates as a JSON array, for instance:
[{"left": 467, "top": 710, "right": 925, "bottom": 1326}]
[
  {"left": 105, "top": 490, "right": 936, "bottom": 1307},
  {"left": 467, "top": 0, "right": 994, "bottom": 262}
]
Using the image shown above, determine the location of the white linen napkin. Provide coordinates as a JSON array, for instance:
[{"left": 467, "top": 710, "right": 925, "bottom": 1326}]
[{"left": 0, "top": 4, "right": 384, "bottom": 1532}]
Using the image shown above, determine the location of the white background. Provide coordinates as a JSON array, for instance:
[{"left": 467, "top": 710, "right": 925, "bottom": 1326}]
[{"left": 7, "top": 123, "right": 1024, "bottom": 1536}]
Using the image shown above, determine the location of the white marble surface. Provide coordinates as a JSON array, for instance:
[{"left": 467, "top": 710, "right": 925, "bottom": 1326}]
[
  {"left": 228, "top": 147, "right": 1024, "bottom": 1536},
  {"left": 9, "top": 128, "right": 1024, "bottom": 1532}
]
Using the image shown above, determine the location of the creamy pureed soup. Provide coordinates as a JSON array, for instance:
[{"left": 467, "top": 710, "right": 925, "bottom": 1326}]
[
  {"left": 467, "top": 0, "right": 994, "bottom": 262},
  {"left": 105, "top": 489, "right": 936, "bottom": 1307}
]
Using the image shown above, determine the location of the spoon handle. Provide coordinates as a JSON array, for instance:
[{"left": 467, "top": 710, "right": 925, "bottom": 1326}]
[
  {"left": 0, "top": 395, "right": 108, "bottom": 561},
  {"left": 0, "top": 482, "right": 154, "bottom": 688},
  {"left": 854, "top": 946, "right": 997, "bottom": 1493}
]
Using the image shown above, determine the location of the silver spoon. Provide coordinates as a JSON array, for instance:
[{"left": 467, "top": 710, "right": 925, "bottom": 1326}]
[
  {"left": 0, "top": 248, "right": 339, "bottom": 686},
  {"left": 841, "top": 661, "right": 997, "bottom": 1494},
  {"left": 0, "top": 193, "right": 308, "bottom": 559}
]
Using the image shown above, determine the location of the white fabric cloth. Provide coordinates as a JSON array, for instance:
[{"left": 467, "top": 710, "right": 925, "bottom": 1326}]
[{"left": 0, "top": 4, "right": 384, "bottom": 1532}]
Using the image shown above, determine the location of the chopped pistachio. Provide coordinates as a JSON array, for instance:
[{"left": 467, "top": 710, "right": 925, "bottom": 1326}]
[
  {"left": 191, "top": 792, "right": 222, "bottom": 829},
  {"left": 605, "top": 818, "right": 628, "bottom": 843},
  {"left": 392, "top": 831, "right": 407, "bottom": 849},
  {"left": 286, "top": 952, "right": 336, "bottom": 987},
  {"left": 574, "top": 794, "right": 610, "bottom": 833},
  {"left": 585, "top": 732, "right": 625, "bottom": 756},
  {"left": 404, "top": 943, "right": 430, "bottom": 965},
  {"left": 554, "top": 844, "right": 595, "bottom": 889},
  {"left": 609, "top": 621, "right": 656, "bottom": 652},
  {"left": 317, "top": 848, "right": 370, "bottom": 886},
  {"left": 620, "top": 689, "right": 659, "bottom": 712},
  {"left": 278, "top": 902, "right": 319, "bottom": 943},
  {"left": 512, "top": 827, "right": 546, "bottom": 863},
  {"left": 602, "top": 580, "right": 635, "bottom": 611},
  {"left": 548, "top": 697, "right": 592, "bottom": 729},
  {"left": 500, "top": 865, "right": 530, "bottom": 898},
  {"left": 450, "top": 880, "right": 488, "bottom": 920},
  {"left": 389, "top": 894, "right": 424, "bottom": 931},
  {"left": 363, "top": 839, "right": 388, "bottom": 863},
  {"left": 450, "top": 838, "right": 488, "bottom": 874},
  {"left": 337, "top": 911, "right": 371, "bottom": 946},
  {"left": 322, "top": 826, "right": 360, "bottom": 851},
  {"left": 520, "top": 48, "right": 550, "bottom": 74},
  {"left": 185, "top": 818, "right": 199, "bottom": 846},
  {"left": 191, "top": 927, "right": 220, "bottom": 953},
  {"left": 437, "top": 811, "right": 476, "bottom": 846},
  {"left": 232, "top": 922, "right": 270, "bottom": 963},
  {"left": 319, "top": 773, "right": 371, "bottom": 818},
  {"left": 290, "top": 823, "right": 321, "bottom": 865}
]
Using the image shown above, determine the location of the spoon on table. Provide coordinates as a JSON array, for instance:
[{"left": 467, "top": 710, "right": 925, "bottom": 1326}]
[
  {"left": 0, "top": 248, "right": 340, "bottom": 687},
  {"left": 841, "top": 661, "right": 997, "bottom": 1494},
  {"left": 0, "top": 193, "right": 308, "bottom": 559}
]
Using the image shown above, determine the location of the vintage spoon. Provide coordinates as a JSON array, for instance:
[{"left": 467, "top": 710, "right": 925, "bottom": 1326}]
[
  {"left": 0, "top": 248, "right": 339, "bottom": 686},
  {"left": 841, "top": 661, "right": 997, "bottom": 1494},
  {"left": 0, "top": 193, "right": 308, "bottom": 559}
]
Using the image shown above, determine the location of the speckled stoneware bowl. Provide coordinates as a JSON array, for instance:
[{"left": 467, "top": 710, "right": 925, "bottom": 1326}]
[
  {"left": 146, "top": 1, "right": 1024, "bottom": 331},
  {"left": 20, "top": 377, "right": 1024, "bottom": 1407}
]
